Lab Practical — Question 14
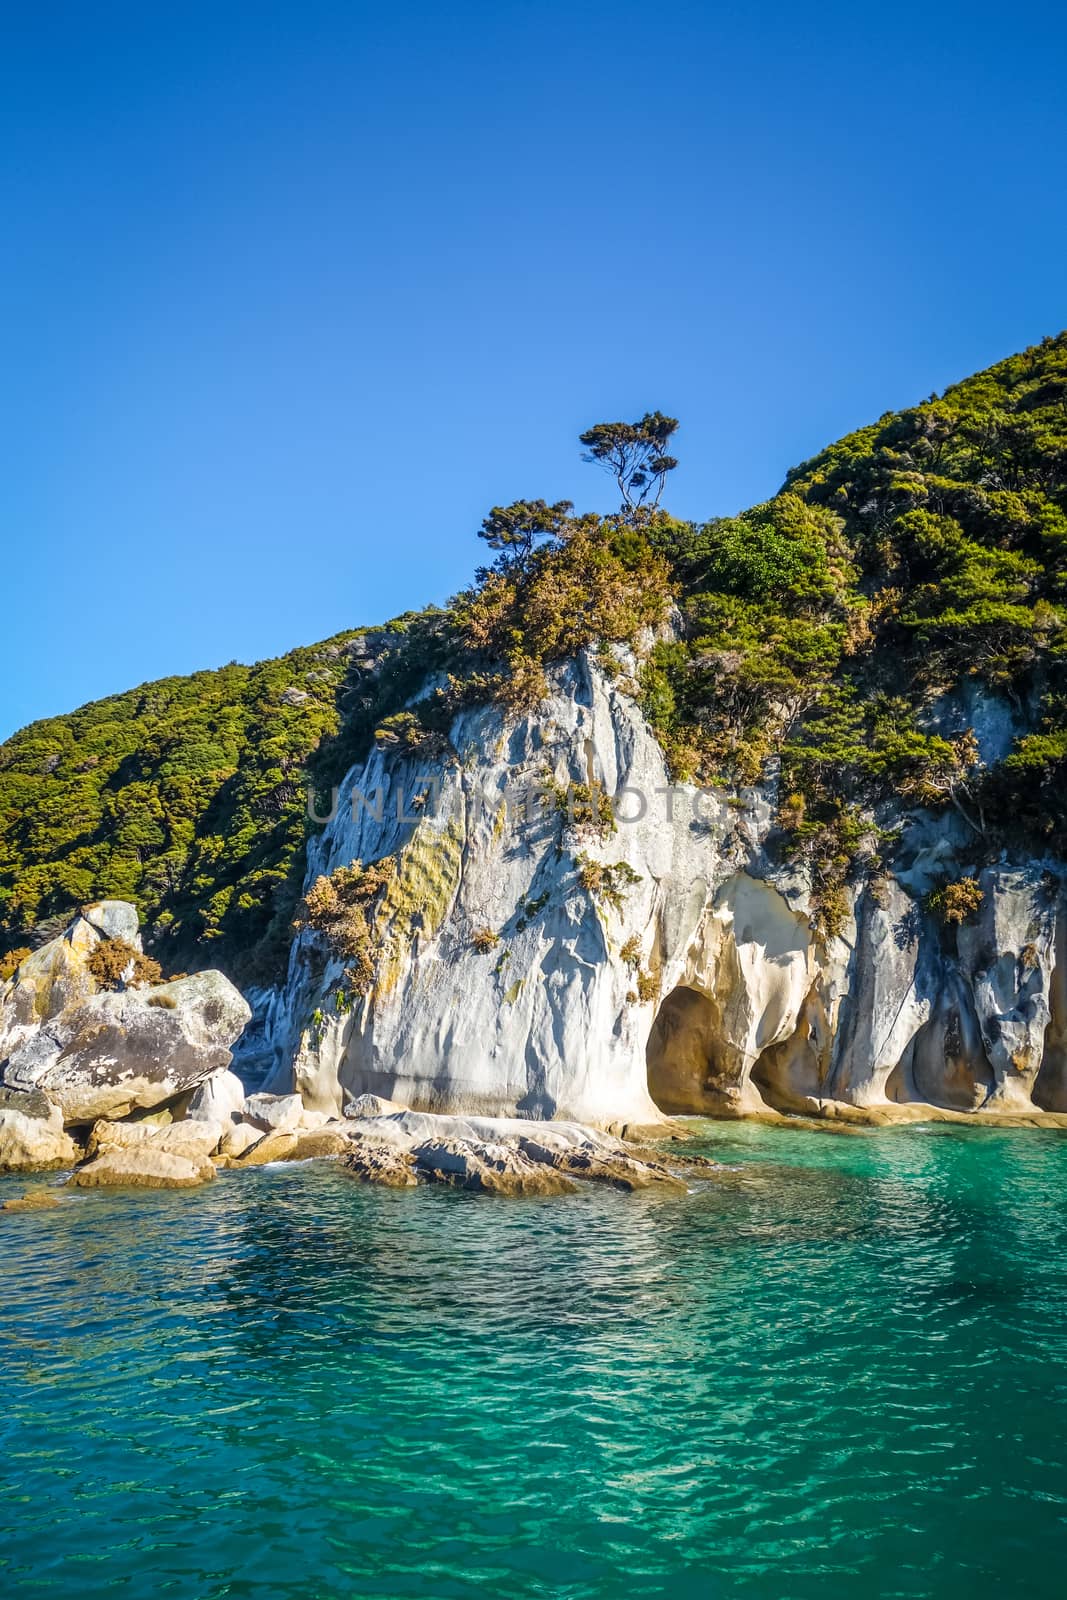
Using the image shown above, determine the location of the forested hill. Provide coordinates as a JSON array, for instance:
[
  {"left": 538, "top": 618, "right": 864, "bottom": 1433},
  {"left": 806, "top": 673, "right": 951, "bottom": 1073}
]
[
  {"left": 2, "top": 333, "right": 1065, "bottom": 980},
  {"left": 0, "top": 627, "right": 413, "bottom": 981}
]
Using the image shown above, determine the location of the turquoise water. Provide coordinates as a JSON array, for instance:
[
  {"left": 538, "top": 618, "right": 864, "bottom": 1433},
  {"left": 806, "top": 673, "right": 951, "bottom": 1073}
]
[{"left": 2, "top": 1123, "right": 1067, "bottom": 1598}]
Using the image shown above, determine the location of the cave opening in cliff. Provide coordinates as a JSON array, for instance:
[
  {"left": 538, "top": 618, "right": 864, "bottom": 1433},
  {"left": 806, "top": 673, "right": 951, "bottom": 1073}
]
[
  {"left": 1034, "top": 940, "right": 1067, "bottom": 1110},
  {"left": 646, "top": 985, "right": 720, "bottom": 1114}
]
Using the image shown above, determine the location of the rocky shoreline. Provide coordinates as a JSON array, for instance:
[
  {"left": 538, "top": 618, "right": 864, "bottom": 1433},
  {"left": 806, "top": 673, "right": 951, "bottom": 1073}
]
[
  {"left": 0, "top": 900, "right": 693, "bottom": 1197},
  {"left": 4, "top": 900, "right": 1065, "bottom": 1209}
]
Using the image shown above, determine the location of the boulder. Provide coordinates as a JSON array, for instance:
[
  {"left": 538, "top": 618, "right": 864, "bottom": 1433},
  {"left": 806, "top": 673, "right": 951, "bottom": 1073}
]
[
  {"left": 186, "top": 1069, "right": 247, "bottom": 1125},
  {"left": 2, "top": 966, "right": 251, "bottom": 1124},
  {"left": 0, "top": 936, "right": 97, "bottom": 1064},
  {"left": 80, "top": 901, "right": 142, "bottom": 945},
  {"left": 243, "top": 1093, "right": 305, "bottom": 1133},
  {"left": 343, "top": 1093, "right": 403, "bottom": 1118},
  {"left": 69, "top": 1148, "right": 215, "bottom": 1189},
  {"left": 412, "top": 1136, "right": 579, "bottom": 1196},
  {"left": 0, "top": 1088, "right": 79, "bottom": 1172},
  {"left": 230, "top": 1129, "right": 300, "bottom": 1166},
  {"left": 287, "top": 1128, "right": 352, "bottom": 1160},
  {"left": 219, "top": 1120, "right": 265, "bottom": 1158},
  {"left": 343, "top": 1136, "right": 419, "bottom": 1188},
  {"left": 85, "top": 1117, "right": 224, "bottom": 1162}
]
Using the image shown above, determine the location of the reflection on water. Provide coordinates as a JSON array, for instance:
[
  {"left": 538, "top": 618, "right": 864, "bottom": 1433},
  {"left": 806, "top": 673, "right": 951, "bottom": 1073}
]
[{"left": 2, "top": 1122, "right": 1067, "bottom": 1598}]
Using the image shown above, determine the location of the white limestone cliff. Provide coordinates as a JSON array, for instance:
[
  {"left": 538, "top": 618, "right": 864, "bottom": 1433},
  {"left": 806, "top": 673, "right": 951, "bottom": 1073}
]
[{"left": 261, "top": 655, "right": 1067, "bottom": 1126}]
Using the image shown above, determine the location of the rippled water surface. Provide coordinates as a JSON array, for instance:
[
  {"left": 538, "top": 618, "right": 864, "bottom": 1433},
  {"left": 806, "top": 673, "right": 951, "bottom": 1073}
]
[{"left": 3, "top": 1122, "right": 1067, "bottom": 1597}]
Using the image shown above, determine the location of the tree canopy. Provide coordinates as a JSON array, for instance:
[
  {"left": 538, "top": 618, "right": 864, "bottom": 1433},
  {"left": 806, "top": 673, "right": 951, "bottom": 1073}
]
[
  {"left": 579, "top": 412, "right": 679, "bottom": 513},
  {"left": 477, "top": 498, "right": 573, "bottom": 569}
]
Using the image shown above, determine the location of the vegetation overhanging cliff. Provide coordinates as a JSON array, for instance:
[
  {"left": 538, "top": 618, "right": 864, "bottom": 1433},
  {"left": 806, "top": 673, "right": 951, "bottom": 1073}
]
[{"left": 2, "top": 333, "right": 1066, "bottom": 988}]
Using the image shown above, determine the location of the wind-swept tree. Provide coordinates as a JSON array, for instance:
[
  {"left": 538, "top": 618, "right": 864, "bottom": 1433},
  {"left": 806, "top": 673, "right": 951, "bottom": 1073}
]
[
  {"left": 477, "top": 498, "right": 573, "bottom": 568},
  {"left": 579, "top": 411, "right": 679, "bottom": 514}
]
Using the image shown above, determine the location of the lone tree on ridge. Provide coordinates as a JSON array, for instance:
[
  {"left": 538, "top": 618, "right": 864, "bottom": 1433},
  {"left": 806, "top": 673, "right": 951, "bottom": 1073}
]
[{"left": 578, "top": 412, "right": 679, "bottom": 514}]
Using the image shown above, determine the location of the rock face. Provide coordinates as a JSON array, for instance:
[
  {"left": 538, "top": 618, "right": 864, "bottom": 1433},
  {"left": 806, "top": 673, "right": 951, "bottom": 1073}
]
[
  {"left": 0, "top": 909, "right": 251, "bottom": 1124},
  {"left": 186, "top": 1069, "right": 247, "bottom": 1125},
  {"left": 257, "top": 654, "right": 1067, "bottom": 1124},
  {"left": 85, "top": 1117, "right": 223, "bottom": 1164},
  {"left": 0, "top": 1087, "right": 79, "bottom": 1172}
]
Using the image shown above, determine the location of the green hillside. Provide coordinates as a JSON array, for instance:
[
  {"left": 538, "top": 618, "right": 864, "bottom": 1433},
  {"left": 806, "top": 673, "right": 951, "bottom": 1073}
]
[
  {"left": 0, "top": 632, "right": 365, "bottom": 981},
  {"left": 2, "top": 333, "right": 1066, "bottom": 975},
  {"left": 639, "top": 333, "right": 1067, "bottom": 927}
]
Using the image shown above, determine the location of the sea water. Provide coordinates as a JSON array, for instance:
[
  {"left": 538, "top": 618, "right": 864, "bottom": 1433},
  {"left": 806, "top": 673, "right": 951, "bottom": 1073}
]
[{"left": 2, "top": 1121, "right": 1066, "bottom": 1597}]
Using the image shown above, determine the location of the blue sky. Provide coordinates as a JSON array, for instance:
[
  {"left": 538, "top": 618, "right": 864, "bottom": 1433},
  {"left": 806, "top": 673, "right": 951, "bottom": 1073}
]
[{"left": 2, "top": 0, "right": 1064, "bottom": 740}]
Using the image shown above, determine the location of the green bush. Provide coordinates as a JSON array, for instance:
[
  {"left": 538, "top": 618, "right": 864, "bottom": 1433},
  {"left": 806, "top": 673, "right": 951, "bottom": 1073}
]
[
  {"left": 87, "top": 937, "right": 163, "bottom": 991},
  {"left": 294, "top": 857, "right": 397, "bottom": 994},
  {"left": 575, "top": 853, "right": 641, "bottom": 916},
  {"left": 0, "top": 946, "right": 30, "bottom": 982},
  {"left": 927, "top": 878, "right": 984, "bottom": 926}
]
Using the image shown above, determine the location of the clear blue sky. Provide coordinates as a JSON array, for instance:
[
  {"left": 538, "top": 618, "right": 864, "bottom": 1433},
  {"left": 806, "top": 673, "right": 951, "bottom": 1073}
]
[{"left": 2, "top": 0, "right": 1064, "bottom": 740}]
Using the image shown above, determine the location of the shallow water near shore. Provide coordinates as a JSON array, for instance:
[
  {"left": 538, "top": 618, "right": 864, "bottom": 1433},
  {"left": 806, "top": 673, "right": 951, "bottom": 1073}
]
[{"left": 2, "top": 1120, "right": 1066, "bottom": 1598}]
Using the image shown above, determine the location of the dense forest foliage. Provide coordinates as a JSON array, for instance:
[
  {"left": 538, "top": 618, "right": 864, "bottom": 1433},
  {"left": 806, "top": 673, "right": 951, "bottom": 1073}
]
[
  {"left": 2, "top": 335, "right": 1065, "bottom": 971},
  {"left": 0, "top": 632, "right": 365, "bottom": 979}
]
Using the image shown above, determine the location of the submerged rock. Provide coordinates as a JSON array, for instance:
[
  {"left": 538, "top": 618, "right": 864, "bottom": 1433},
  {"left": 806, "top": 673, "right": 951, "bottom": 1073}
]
[
  {"left": 517, "top": 1135, "right": 685, "bottom": 1192},
  {"left": 1, "top": 1187, "right": 63, "bottom": 1212}
]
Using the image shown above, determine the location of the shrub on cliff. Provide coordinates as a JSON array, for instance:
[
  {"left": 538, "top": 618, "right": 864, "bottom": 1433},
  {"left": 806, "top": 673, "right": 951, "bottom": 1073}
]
[
  {"left": 454, "top": 510, "right": 672, "bottom": 709},
  {"left": 0, "top": 947, "right": 30, "bottom": 982},
  {"left": 373, "top": 706, "right": 453, "bottom": 759},
  {"left": 927, "top": 878, "right": 984, "bottom": 926},
  {"left": 294, "top": 857, "right": 397, "bottom": 993},
  {"left": 87, "top": 937, "right": 163, "bottom": 990},
  {"left": 575, "top": 854, "right": 641, "bottom": 916}
]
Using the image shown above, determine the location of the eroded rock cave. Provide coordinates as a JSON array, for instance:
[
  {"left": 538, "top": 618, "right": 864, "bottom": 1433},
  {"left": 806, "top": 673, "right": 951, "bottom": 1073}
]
[{"left": 645, "top": 985, "right": 721, "bottom": 1114}]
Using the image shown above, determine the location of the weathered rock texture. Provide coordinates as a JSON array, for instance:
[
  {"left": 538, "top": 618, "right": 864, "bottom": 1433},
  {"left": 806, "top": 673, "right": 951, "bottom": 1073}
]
[
  {"left": 258, "top": 655, "right": 1067, "bottom": 1125},
  {"left": 0, "top": 1087, "right": 80, "bottom": 1172},
  {"left": 0, "top": 906, "right": 251, "bottom": 1124},
  {"left": 340, "top": 1109, "right": 686, "bottom": 1194},
  {"left": 69, "top": 1148, "right": 217, "bottom": 1189}
]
